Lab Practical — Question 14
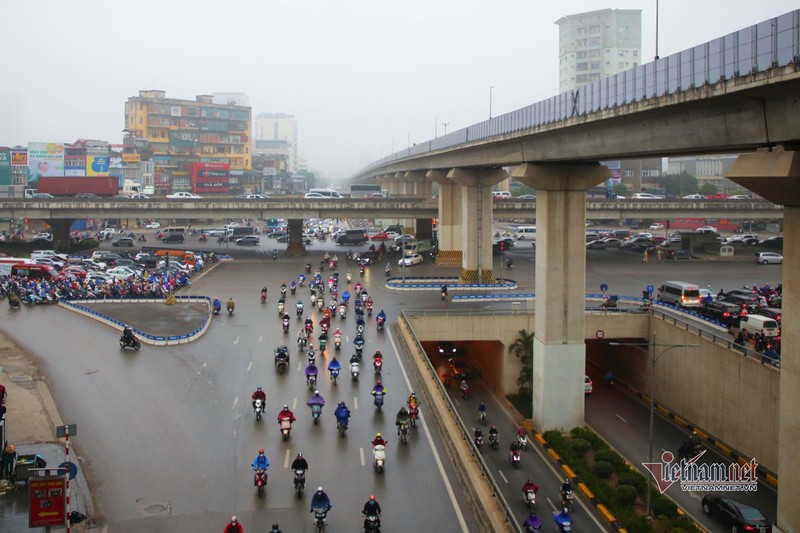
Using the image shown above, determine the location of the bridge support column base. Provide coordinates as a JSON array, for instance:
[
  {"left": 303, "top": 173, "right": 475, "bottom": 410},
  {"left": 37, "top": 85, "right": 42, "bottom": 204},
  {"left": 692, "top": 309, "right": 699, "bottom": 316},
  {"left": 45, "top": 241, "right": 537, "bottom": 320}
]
[
  {"left": 532, "top": 338, "right": 585, "bottom": 432},
  {"left": 434, "top": 250, "right": 462, "bottom": 267},
  {"left": 47, "top": 218, "right": 74, "bottom": 252},
  {"left": 284, "top": 242, "right": 307, "bottom": 256},
  {"left": 458, "top": 268, "right": 495, "bottom": 285}
]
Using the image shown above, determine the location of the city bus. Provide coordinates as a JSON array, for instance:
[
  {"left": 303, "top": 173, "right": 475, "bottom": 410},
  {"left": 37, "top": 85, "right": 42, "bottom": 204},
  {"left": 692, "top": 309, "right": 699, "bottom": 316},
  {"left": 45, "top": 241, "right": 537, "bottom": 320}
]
[{"left": 0, "top": 257, "right": 36, "bottom": 276}]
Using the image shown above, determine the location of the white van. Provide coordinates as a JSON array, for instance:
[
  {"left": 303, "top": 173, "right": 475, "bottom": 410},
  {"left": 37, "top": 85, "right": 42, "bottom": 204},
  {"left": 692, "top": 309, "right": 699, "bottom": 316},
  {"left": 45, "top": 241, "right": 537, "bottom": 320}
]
[
  {"left": 739, "top": 315, "right": 780, "bottom": 338},
  {"left": 305, "top": 188, "right": 343, "bottom": 199},
  {"left": 656, "top": 281, "right": 701, "bottom": 308},
  {"left": 492, "top": 191, "right": 511, "bottom": 199},
  {"left": 513, "top": 226, "right": 536, "bottom": 240}
]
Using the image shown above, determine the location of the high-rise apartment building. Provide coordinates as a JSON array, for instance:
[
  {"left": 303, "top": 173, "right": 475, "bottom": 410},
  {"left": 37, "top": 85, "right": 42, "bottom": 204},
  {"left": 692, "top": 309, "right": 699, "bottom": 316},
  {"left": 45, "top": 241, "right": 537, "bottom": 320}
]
[
  {"left": 255, "top": 113, "right": 298, "bottom": 173},
  {"left": 556, "top": 9, "right": 642, "bottom": 93},
  {"left": 124, "top": 90, "right": 252, "bottom": 193}
]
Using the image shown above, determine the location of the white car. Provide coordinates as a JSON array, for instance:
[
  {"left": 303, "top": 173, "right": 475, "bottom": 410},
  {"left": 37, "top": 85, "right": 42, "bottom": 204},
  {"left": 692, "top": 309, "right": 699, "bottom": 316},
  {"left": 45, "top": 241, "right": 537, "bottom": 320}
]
[
  {"left": 225, "top": 222, "right": 240, "bottom": 228},
  {"left": 145, "top": 222, "right": 161, "bottom": 229},
  {"left": 34, "top": 257, "right": 64, "bottom": 269},
  {"left": 32, "top": 250, "right": 68, "bottom": 262},
  {"left": 649, "top": 223, "right": 665, "bottom": 230},
  {"left": 727, "top": 194, "right": 752, "bottom": 200},
  {"left": 632, "top": 193, "right": 662, "bottom": 200},
  {"left": 166, "top": 192, "right": 202, "bottom": 199},
  {"left": 398, "top": 253, "right": 424, "bottom": 266},
  {"left": 384, "top": 231, "right": 400, "bottom": 240},
  {"left": 682, "top": 194, "right": 707, "bottom": 200},
  {"left": 754, "top": 252, "right": 783, "bottom": 265},
  {"left": 106, "top": 267, "right": 136, "bottom": 281},
  {"left": 696, "top": 226, "right": 718, "bottom": 234},
  {"left": 33, "top": 232, "right": 53, "bottom": 241}
]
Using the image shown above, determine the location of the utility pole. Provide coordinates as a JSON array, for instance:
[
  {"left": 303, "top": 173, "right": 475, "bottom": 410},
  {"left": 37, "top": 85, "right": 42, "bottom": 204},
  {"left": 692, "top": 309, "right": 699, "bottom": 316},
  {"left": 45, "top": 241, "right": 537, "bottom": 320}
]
[
  {"left": 489, "top": 86, "right": 495, "bottom": 119},
  {"left": 442, "top": 122, "right": 450, "bottom": 135}
]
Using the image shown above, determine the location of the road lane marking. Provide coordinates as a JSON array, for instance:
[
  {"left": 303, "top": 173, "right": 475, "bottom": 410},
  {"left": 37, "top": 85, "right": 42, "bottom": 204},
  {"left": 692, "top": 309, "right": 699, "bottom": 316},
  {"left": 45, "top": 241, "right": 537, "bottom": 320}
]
[
  {"left": 292, "top": 398, "right": 298, "bottom": 410},
  {"left": 615, "top": 414, "right": 628, "bottom": 424},
  {"left": 359, "top": 447, "right": 365, "bottom": 466},
  {"left": 547, "top": 497, "right": 558, "bottom": 511},
  {"left": 232, "top": 397, "right": 238, "bottom": 410},
  {"left": 284, "top": 449, "right": 290, "bottom": 468},
  {"left": 246, "top": 361, "right": 253, "bottom": 373},
  {"left": 234, "top": 336, "right": 240, "bottom": 345},
  {"left": 258, "top": 336, "right": 263, "bottom": 343},
  {"left": 498, "top": 470, "right": 509, "bottom": 484},
  {"left": 388, "top": 331, "right": 469, "bottom": 532},
  {"left": 353, "top": 397, "right": 358, "bottom": 410}
]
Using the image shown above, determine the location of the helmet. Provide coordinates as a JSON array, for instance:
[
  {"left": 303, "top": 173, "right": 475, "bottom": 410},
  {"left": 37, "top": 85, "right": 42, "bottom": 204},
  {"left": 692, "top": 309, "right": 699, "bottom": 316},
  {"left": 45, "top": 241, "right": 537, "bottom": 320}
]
[
  {"left": 376, "top": 380, "right": 382, "bottom": 385},
  {"left": 257, "top": 386, "right": 262, "bottom": 391},
  {"left": 271, "top": 525, "right": 279, "bottom": 531},
  {"left": 283, "top": 404, "right": 289, "bottom": 409},
  {"left": 317, "top": 486, "right": 324, "bottom": 493},
  {"left": 369, "top": 495, "right": 376, "bottom": 501},
  {"left": 231, "top": 515, "right": 238, "bottom": 524},
  {"left": 527, "top": 478, "right": 533, "bottom": 484},
  {"left": 339, "top": 401, "right": 345, "bottom": 407},
  {"left": 376, "top": 433, "right": 382, "bottom": 438},
  {"left": 259, "top": 449, "right": 265, "bottom": 455},
  {"left": 400, "top": 406, "right": 407, "bottom": 413},
  {"left": 564, "top": 477, "right": 569, "bottom": 483},
  {"left": 297, "top": 452, "right": 303, "bottom": 458},
  {"left": 314, "top": 390, "right": 320, "bottom": 395},
  {"left": 492, "top": 424, "right": 497, "bottom": 429}
]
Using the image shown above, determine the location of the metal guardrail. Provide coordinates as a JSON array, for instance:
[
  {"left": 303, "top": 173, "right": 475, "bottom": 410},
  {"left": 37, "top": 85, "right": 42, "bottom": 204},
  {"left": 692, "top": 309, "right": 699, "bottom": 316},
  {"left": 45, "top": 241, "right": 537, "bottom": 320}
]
[
  {"left": 361, "top": 10, "right": 800, "bottom": 173},
  {"left": 395, "top": 312, "right": 523, "bottom": 532}
]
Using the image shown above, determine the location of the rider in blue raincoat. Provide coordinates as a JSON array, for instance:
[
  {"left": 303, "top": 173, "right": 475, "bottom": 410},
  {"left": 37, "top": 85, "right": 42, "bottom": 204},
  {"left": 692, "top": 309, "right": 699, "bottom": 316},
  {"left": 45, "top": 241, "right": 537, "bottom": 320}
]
[{"left": 334, "top": 401, "right": 351, "bottom": 426}]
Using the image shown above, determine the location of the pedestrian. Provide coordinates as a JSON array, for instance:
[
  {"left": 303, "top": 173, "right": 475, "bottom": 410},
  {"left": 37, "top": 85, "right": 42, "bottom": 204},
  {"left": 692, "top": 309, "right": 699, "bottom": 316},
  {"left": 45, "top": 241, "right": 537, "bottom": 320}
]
[
  {"left": 1, "top": 444, "right": 16, "bottom": 480},
  {"left": 642, "top": 249, "right": 649, "bottom": 263},
  {"left": 656, "top": 248, "right": 663, "bottom": 262}
]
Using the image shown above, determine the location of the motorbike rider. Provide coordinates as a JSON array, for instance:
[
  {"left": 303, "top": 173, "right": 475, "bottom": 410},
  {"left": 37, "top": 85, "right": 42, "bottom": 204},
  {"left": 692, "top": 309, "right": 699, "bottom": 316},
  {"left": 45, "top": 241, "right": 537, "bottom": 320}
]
[
  {"left": 489, "top": 424, "right": 499, "bottom": 442},
  {"left": 291, "top": 452, "right": 308, "bottom": 472},
  {"left": 441, "top": 284, "right": 448, "bottom": 297},
  {"left": 560, "top": 478, "right": 573, "bottom": 499},
  {"left": 224, "top": 515, "right": 244, "bottom": 533},
  {"left": 373, "top": 349, "right": 383, "bottom": 367},
  {"left": 251, "top": 386, "right": 267, "bottom": 411},
  {"left": 121, "top": 326, "right": 137, "bottom": 346},
  {"left": 304, "top": 316, "right": 314, "bottom": 333},
  {"left": 226, "top": 297, "right": 235, "bottom": 313},
  {"left": 459, "top": 379, "right": 470, "bottom": 397},
  {"left": 395, "top": 406, "right": 411, "bottom": 435},
  {"left": 277, "top": 404, "right": 296, "bottom": 424},
  {"left": 372, "top": 432, "right": 387, "bottom": 447},
  {"left": 407, "top": 391, "right": 419, "bottom": 408},
  {"left": 251, "top": 449, "right": 270, "bottom": 485},
  {"left": 366, "top": 295, "right": 374, "bottom": 309},
  {"left": 327, "top": 357, "right": 341, "bottom": 378},
  {"left": 478, "top": 401, "right": 487, "bottom": 421},
  {"left": 261, "top": 287, "right": 268, "bottom": 301},
  {"left": 522, "top": 478, "right": 540, "bottom": 496},
  {"left": 376, "top": 309, "right": 387, "bottom": 324},
  {"left": 522, "top": 512, "right": 542, "bottom": 531},
  {"left": 307, "top": 390, "right": 326, "bottom": 413},
  {"left": 474, "top": 426, "right": 484, "bottom": 444},
  {"left": 269, "top": 525, "right": 282, "bottom": 533},
  {"left": 213, "top": 297, "right": 222, "bottom": 314},
  {"left": 371, "top": 379, "right": 386, "bottom": 399},
  {"left": 305, "top": 363, "right": 319, "bottom": 385},
  {"left": 334, "top": 401, "right": 351, "bottom": 427},
  {"left": 310, "top": 486, "right": 332, "bottom": 514},
  {"left": 362, "top": 495, "right": 382, "bottom": 528}
]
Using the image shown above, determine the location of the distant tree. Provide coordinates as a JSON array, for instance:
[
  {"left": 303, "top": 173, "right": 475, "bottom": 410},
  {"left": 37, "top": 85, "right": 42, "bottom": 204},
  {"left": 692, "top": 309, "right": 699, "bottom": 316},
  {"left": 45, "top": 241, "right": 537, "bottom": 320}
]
[
  {"left": 612, "top": 183, "right": 630, "bottom": 197},
  {"left": 655, "top": 172, "right": 698, "bottom": 197},
  {"left": 699, "top": 183, "right": 718, "bottom": 196},
  {"left": 509, "top": 329, "right": 535, "bottom": 394},
  {"left": 297, "top": 170, "right": 316, "bottom": 189}
]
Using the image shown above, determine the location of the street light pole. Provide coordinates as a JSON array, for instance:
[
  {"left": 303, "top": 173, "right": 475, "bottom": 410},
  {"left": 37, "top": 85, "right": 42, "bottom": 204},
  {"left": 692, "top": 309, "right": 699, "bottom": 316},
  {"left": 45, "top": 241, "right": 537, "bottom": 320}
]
[
  {"left": 609, "top": 335, "right": 698, "bottom": 516},
  {"left": 442, "top": 122, "right": 449, "bottom": 135},
  {"left": 435, "top": 116, "right": 438, "bottom": 138},
  {"left": 489, "top": 86, "right": 495, "bottom": 119}
]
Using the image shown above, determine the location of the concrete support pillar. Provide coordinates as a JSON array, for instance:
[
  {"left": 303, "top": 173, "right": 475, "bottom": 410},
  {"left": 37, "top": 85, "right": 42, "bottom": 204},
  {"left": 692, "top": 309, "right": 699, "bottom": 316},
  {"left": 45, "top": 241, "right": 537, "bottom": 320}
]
[
  {"left": 404, "top": 172, "right": 431, "bottom": 235},
  {"left": 512, "top": 163, "right": 610, "bottom": 431},
  {"left": 727, "top": 148, "right": 800, "bottom": 533},
  {"left": 284, "top": 218, "right": 306, "bottom": 256},
  {"left": 396, "top": 172, "right": 416, "bottom": 231},
  {"left": 47, "top": 219, "right": 74, "bottom": 252},
  {"left": 447, "top": 167, "right": 507, "bottom": 284},
  {"left": 427, "top": 170, "right": 462, "bottom": 267}
]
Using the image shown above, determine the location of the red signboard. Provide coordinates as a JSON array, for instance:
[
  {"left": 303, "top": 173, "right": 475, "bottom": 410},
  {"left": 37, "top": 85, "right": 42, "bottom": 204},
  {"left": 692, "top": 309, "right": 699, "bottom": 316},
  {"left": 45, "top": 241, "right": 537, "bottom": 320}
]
[
  {"left": 29, "top": 476, "right": 66, "bottom": 527},
  {"left": 191, "top": 162, "right": 230, "bottom": 193}
]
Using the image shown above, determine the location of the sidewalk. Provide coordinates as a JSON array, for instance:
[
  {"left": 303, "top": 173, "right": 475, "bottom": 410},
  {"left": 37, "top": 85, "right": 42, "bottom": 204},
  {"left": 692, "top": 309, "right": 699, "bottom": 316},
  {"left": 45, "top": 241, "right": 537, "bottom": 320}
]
[{"left": 0, "top": 331, "right": 95, "bottom": 531}]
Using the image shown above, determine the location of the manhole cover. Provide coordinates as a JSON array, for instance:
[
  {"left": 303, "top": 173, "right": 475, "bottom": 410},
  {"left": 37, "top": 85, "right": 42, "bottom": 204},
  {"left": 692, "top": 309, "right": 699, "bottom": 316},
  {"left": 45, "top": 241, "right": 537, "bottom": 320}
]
[{"left": 138, "top": 500, "right": 171, "bottom": 517}]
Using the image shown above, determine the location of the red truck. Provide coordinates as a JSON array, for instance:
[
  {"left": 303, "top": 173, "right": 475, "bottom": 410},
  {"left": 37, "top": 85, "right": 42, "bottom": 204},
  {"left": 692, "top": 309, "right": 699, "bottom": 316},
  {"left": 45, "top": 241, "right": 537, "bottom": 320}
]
[{"left": 36, "top": 176, "right": 120, "bottom": 197}]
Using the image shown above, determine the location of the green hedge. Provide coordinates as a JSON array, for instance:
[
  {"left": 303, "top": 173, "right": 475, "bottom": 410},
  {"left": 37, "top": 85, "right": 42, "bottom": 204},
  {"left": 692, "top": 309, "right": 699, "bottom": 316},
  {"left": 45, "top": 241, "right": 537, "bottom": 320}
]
[{"left": 543, "top": 428, "right": 700, "bottom": 532}]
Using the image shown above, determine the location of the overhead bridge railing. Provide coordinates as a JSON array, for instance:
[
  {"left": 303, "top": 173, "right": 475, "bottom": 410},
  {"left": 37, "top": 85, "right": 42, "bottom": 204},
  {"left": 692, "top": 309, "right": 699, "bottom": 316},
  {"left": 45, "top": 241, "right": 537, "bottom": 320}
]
[{"left": 362, "top": 10, "right": 800, "bottom": 173}]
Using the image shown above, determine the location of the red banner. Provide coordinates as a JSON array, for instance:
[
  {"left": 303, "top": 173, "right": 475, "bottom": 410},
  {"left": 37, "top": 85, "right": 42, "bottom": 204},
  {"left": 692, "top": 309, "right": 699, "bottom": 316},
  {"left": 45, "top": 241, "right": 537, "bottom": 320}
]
[{"left": 29, "top": 477, "right": 66, "bottom": 527}]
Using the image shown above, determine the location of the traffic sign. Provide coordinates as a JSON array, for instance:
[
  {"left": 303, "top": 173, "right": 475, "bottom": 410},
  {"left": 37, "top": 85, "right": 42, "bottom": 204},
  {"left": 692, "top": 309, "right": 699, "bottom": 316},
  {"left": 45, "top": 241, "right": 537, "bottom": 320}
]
[
  {"left": 647, "top": 285, "right": 654, "bottom": 294},
  {"left": 56, "top": 424, "right": 77, "bottom": 438},
  {"left": 600, "top": 283, "right": 608, "bottom": 293},
  {"left": 57, "top": 461, "right": 78, "bottom": 480},
  {"left": 596, "top": 330, "right": 605, "bottom": 339},
  {"left": 29, "top": 477, "right": 66, "bottom": 527}
]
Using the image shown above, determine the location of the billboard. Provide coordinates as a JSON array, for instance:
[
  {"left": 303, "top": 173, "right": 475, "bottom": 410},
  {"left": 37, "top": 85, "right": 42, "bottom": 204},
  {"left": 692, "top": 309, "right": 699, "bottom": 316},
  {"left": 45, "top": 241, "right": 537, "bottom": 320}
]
[
  {"left": 65, "top": 155, "right": 86, "bottom": 177},
  {"left": 11, "top": 150, "right": 28, "bottom": 166},
  {"left": 27, "top": 142, "right": 64, "bottom": 184},
  {"left": 191, "top": 162, "right": 230, "bottom": 193},
  {"left": 0, "top": 148, "right": 10, "bottom": 185},
  {"left": 29, "top": 477, "right": 66, "bottom": 527},
  {"left": 109, "top": 145, "right": 123, "bottom": 168},
  {"left": 86, "top": 155, "right": 110, "bottom": 176}
]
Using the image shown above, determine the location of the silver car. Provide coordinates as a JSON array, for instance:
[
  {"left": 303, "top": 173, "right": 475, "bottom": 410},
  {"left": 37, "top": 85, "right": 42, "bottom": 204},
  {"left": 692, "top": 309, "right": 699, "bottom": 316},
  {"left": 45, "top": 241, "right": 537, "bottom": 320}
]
[{"left": 754, "top": 252, "right": 783, "bottom": 265}]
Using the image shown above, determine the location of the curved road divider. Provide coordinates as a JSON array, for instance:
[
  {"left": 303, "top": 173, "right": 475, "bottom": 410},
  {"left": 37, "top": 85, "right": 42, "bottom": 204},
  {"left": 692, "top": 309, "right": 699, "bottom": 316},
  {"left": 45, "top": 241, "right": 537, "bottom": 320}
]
[{"left": 58, "top": 295, "right": 213, "bottom": 346}]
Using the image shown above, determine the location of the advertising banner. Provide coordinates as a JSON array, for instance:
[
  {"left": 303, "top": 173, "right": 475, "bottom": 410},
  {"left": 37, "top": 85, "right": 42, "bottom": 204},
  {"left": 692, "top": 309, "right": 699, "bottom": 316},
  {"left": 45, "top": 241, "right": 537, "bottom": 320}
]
[
  {"left": 191, "top": 162, "right": 230, "bottom": 193},
  {"left": 11, "top": 150, "right": 28, "bottom": 166},
  {"left": 86, "top": 156, "right": 110, "bottom": 176},
  {"left": 65, "top": 155, "right": 86, "bottom": 177},
  {"left": 109, "top": 145, "right": 123, "bottom": 168},
  {"left": 0, "top": 149, "right": 10, "bottom": 185},
  {"left": 122, "top": 153, "right": 141, "bottom": 163},
  {"left": 27, "top": 142, "right": 64, "bottom": 184},
  {"left": 29, "top": 477, "right": 66, "bottom": 527}
]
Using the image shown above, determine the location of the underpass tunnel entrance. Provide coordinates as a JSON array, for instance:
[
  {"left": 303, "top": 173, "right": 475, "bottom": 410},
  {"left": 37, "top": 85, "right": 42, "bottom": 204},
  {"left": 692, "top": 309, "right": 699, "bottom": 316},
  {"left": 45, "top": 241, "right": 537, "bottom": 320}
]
[
  {"left": 586, "top": 338, "right": 649, "bottom": 391},
  {"left": 420, "top": 340, "right": 505, "bottom": 392}
]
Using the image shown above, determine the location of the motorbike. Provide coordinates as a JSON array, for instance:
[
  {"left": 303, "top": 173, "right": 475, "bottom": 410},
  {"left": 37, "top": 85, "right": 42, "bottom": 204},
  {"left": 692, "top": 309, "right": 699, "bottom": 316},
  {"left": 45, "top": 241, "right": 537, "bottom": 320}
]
[
  {"left": 275, "top": 357, "right": 288, "bottom": 373},
  {"left": 305, "top": 263, "right": 312, "bottom": 274},
  {"left": 334, "top": 334, "right": 342, "bottom": 350},
  {"left": 376, "top": 316, "right": 385, "bottom": 330},
  {"left": 399, "top": 421, "right": 411, "bottom": 444},
  {"left": 374, "top": 357, "right": 383, "bottom": 375},
  {"left": 475, "top": 434, "right": 484, "bottom": 449},
  {"left": 305, "top": 322, "right": 314, "bottom": 335},
  {"left": 294, "top": 468, "right": 306, "bottom": 496},
  {"left": 479, "top": 410, "right": 487, "bottom": 426},
  {"left": 409, "top": 404, "right": 419, "bottom": 427},
  {"left": 254, "top": 468, "right": 268, "bottom": 497},
  {"left": 261, "top": 290, "right": 267, "bottom": 303},
  {"left": 138, "top": 234, "right": 147, "bottom": 242},
  {"left": 356, "top": 322, "right": 365, "bottom": 336},
  {"left": 310, "top": 403, "right": 323, "bottom": 424},
  {"left": 373, "top": 444, "right": 386, "bottom": 472},
  {"left": 313, "top": 508, "right": 328, "bottom": 532},
  {"left": 518, "top": 433, "right": 529, "bottom": 451},
  {"left": 298, "top": 335, "right": 308, "bottom": 349},
  {"left": 307, "top": 349, "right": 317, "bottom": 365},
  {"left": 296, "top": 304, "right": 304, "bottom": 319},
  {"left": 560, "top": 490, "right": 575, "bottom": 512},
  {"left": 278, "top": 301, "right": 285, "bottom": 315},
  {"left": 509, "top": 448, "right": 522, "bottom": 469},
  {"left": 199, "top": 233, "right": 207, "bottom": 242},
  {"left": 254, "top": 398, "right": 264, "bottom": 421},
  {"left": 120, "top": 335, "right": 141, "bottom": 351},
  {"left": 317, "top": 298, "right": 324, "bottom": 311},
  {"left": 367, "top": 303, "right": 373, "bottom": 316},
  {"left": 8, "top": 298, "right": 21, "bottom": 310},
  {"left": 553, "top": 510, "right": 573, "bottom": 533},
  {"left": 524, "top": 489, "right": 537, "bottom": 509},
  {"left": 227, "top": 302, "right": 234, "bottom": 315},
  {"left": 330, "top": 367, "right": 339, "bottom": 385},
  {"left": 372, "top": 392, "right": 385, "bottom": 412},
  {"left": 363, "top": 513, "right": 381, "bottom": 532},
  {"left": 213, "top": 305, "right": 221, "bottom": 316},
  {"left": 489, "top": 433, "right": 499, "bottom": 450},
  {"left": 290, "top": 282, "right": 297, "bottom": 295},
  {"left": 336, "top": 417, "right": 348, "bottom": 436},
  {"left": 338, "top": 305, "right": 346, "bottom": 319},
  {"left": 346, "top": 273, "right": 352, "bottom": 283},
  {"left": 350, "top": 361, "right": 360, "bottom": 380},
  {"left": 460, "top": 383, "right": 470, "bottom": 400},
  {"left": 354, "top": 337, "right": 365, "bottom": 358},
  {"left": 307, "top": 373, "right": 317, "bottom": 388},
  {"left": 359, "top": 266, "right": 365, "bottom": 276},
  {"left": 279, "top": 417, "right": 293, "bottom": 440},
  {"left": 523, "top": 513, "right": 543, "bottom": 533},
  {"left": 506, "top": 258, "right": 514, "bottom": 270},
  {"left": 384, "top": 265, "right": 391, "bottom": 277},
  {"left": 441, "top": 289, "right": 448, "bottom": 301}
]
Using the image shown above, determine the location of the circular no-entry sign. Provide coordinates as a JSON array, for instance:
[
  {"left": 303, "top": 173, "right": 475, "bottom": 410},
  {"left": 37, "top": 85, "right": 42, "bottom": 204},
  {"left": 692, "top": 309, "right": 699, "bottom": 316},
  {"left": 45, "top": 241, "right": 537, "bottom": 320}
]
[{"left": 596, "top": 330, "right": 605, "bottom": 339}]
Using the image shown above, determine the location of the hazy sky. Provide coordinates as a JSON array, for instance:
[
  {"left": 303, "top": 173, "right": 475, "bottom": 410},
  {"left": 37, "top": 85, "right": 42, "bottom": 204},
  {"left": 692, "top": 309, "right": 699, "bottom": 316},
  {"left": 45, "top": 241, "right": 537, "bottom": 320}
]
[{"left": 2, "top": 1, "right": 796, "bottom": 180}]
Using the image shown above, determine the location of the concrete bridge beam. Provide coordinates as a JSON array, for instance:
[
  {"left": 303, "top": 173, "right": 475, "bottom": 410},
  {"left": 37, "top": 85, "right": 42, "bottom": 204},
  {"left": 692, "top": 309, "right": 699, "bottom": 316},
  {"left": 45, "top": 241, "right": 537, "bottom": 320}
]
[
  {"left": 728, "top": 148, "right": 799, "bottom": 533},
  {"left": 512, "top": 162, "right": 610, "bottom": 431},
  {"left": 447, "top": 167, "right": 507, "bottom": 283}
]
